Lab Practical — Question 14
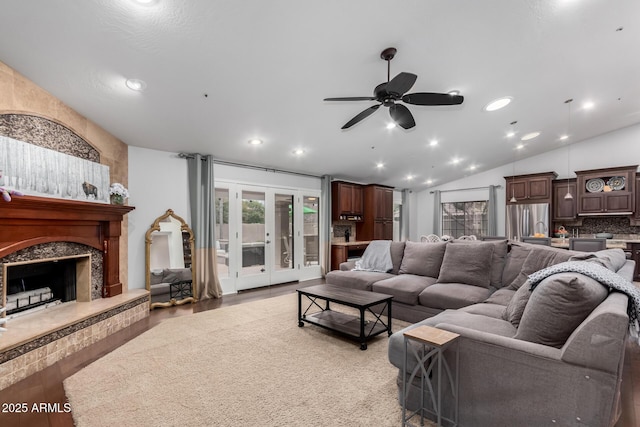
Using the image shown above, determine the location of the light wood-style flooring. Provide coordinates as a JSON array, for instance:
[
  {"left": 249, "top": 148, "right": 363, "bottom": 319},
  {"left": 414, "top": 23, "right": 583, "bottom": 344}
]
[{"left": 0, "top": 279, "right": 638, "bottom": 426}]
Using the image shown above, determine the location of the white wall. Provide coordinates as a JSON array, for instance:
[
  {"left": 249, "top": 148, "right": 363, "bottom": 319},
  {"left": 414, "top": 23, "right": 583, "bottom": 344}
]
[
  {"left": 128, "top": 147, "right": 190, "bottom": 289},
  {"left": 411, "top": 123, "right": 640, "bottom": 241}
]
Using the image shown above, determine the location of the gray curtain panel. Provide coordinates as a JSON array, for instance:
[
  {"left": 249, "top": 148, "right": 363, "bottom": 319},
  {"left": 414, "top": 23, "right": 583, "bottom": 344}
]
[
  {"left": 320, "top": 175, "right": 332, "bottom": 276},
  {"left": 401, "top": 189, "right": 411, "bottom": 241},
  {"left": 187, "top": 154, "right": 223, "bottom": 299},
  {"left": 432, "top": 190, "right": 442, "bottom": 236},
  {"left": 488, "top": 185, "right": 498, "bottom": 236}
]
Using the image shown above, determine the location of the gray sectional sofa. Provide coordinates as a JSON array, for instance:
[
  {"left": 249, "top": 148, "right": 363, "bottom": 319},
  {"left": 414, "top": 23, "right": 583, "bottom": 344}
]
[{"left": 325, "top": 239, "right": 636, "bottom": 427}]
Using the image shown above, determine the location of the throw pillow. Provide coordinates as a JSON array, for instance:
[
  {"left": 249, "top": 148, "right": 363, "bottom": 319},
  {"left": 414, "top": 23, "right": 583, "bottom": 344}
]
[
  {"left": 568, "top": 248, "right": 627, "bottom": 272},
  {"left": 436, "top": 241, "right": 494, "bottom": 288},
  {"left": 513, "top": 272, "right": 608, "bottom": 348},
  {"left": 502, "top": 282, "right": 532, "bottom": 327},
  {"left": 450, "top": 239, "right": 508, "bottom": 288},
  {"left": 501, "top": 243, "right": 531, "bottom": 288},
  {"left": 398, "top": 241, "right": 448, "bottom": 277}
]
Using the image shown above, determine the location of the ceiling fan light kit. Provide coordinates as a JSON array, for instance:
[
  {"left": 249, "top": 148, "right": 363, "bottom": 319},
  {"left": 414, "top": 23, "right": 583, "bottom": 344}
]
[{"left": 324, "top": 47, "right": 464, "bottom": 129}]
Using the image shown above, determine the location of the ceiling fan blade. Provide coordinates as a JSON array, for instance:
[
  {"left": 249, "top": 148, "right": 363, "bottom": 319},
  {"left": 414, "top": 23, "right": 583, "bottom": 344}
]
[
  {"left": 324, "top": 96, "right": 377, "bottom": 101},
  {"left": 385, "top": 72, "right": 417, "bottom": 96},
  {"left": 402, "top": 92, "right": 464, "bottom": 106},
  {"left": 389, "top": 104, "right": 415, "bottom": 129},
  {"left": 341, "top": 104, "right": 381, "bottom": 129}
]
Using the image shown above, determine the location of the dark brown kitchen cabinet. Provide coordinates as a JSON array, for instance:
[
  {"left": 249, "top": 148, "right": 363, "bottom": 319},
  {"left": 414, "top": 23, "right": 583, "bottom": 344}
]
[
  {"left": 356, "top": 184, "right": 394, "bottom": 240},
  {"left": 331, "top": 181, "right": 363, "bottom": 221},
  {"left": 504, "top": 172, "right": 557, "bottom": 204},
  {"left": 632, "top": 174, "right": 640, "bottom": 226},
  {"left": 552, "top": 179, "right": 577, "bottom": 221},
  {"left": 575, "top": 165, "right": 637, "bottom": 216}
]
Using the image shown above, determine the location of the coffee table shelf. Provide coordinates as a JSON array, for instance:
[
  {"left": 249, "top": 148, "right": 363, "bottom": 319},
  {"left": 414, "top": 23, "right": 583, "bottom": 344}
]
[{"left": 297, "top": 284, "right": 393, "bottom": 350}]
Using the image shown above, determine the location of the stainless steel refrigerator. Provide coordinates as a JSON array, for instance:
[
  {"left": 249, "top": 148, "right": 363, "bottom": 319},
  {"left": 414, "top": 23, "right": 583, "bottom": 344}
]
[{"left": 505, "top": 203, "right": 550, "bottom": 240}]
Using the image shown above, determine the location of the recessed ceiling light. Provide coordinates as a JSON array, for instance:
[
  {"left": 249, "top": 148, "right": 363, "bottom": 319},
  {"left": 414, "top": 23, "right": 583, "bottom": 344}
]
[
  {"left": 386, "top": 123, "right": 396, "bottom": 130},
  {"left": 469, "top": 165, "right": 477, "bottom": 171},
  {"left": 406, "top": 175, "right": 415, "bottom": 181},
  {"left": 425, "top": 179, "right": 433, "bottom": 185},
  {"left": 516, "top": 143, "right": 525, "bottom": 150},
  {"left": 521, "top": 132, "right": 540, "bottom": 141},
  {"left": 506, "top": 131, "right": 516, "bottom": 138},
  {"left": 429, "top": 139, "right": 438, "bottom": 147},
  {"left": 451, "top": 158, "right": 461, "bottom": 164},
  {"left": 582, "top": 101, "right": 595, "bottom": 110},
  {"left": 294, "top": 149, "right": 305, "bottom": 156},
  {"left": 559, "top": 135, "right": 569, "bottom": 141},
  {"left": 484, "top": 97, "right": 512, "bottom": 112},
  {"left": 376, "top": 162, "right": 384, "bottom": 169},
  {"left": 133, "top": 0, "right": 155, "bottom": 4},
  {"left": 125, "top": 78, "right": 146, "bottom": 91},
  {"left": 248, "top": 139, "right": 263, "bottom": 145},
  {"left": 448, "top": 90, "right": 460, "bottom": 96}
]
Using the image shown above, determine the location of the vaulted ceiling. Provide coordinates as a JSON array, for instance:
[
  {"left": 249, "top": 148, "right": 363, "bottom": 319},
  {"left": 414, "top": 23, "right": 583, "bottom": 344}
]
[{"left": 1, "top": 0, "right": 639, "bottom": 190}]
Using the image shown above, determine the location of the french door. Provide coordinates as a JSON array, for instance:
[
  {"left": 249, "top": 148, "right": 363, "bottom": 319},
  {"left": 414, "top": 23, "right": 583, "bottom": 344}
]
[{"left": 215, "top": 183, "right": 321, "bottom": 293}]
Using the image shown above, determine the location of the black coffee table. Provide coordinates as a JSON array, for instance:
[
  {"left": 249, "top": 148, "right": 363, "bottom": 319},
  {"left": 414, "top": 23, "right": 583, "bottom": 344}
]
[{"left": 297, "top": 284, "right": 393, "bottom": 350}]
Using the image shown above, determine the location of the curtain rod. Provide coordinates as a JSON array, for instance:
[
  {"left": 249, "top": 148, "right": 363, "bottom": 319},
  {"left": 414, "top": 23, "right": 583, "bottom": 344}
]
[
  {"left": 429, "top": 184, "right": 502, "bottom": 194},
  {"left": 177, "top": 153, "right": 322, "bottom": 179}
]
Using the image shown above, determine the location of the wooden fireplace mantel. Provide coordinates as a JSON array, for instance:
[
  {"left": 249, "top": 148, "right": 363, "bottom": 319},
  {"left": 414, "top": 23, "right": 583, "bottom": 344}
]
[{"left": 0, "top": 195, "right": 134, "bottom": 297}]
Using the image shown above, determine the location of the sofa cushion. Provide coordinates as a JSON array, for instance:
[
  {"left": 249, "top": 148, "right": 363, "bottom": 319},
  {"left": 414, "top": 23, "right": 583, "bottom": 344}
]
[
  {"left": 436, "top": 241, "right": 495, "bottom": 288},
  {"left": 501, "top": 243, "right": 532, "bottom": 288},
  {"left": 483, "top": 288, "right": 515, "bottom": 306},
  {"left": 514, "top": 272, "right": 609, "bottom": 348},
  {"left": 505, "top": 243, "right": 574, "bottom": 290},
  {"left": 398, "top": 241, "right": 447, "bottom": 277},
  {"left": 389, "top": 241, "right": 406, "bottom": 274},
  {"left": 458, "top": 303, "right": 507, "bottom": 319},
  {"left": 162, "top": 268, "right": 192, "bottom": 283},
  {"left": 419, "top": 283, "right": 492, "bottom": 310},
  {"left": 503, "top": 282, "right": 532, "bottom": 327},
  {"left": 569, "top": 248, "right": 627, "bottom": 273},
  {"left": 372, "top": 275, "right": 436, "bottom": 305},
  {"left": 451, "top": 239, "right": 509, "bottom": 288},
  {"left": 150, "top": 283, "right": 170, "bottom": 296},
  {"left": 325, "top": 270, "right": 395, "bottom": 291}
]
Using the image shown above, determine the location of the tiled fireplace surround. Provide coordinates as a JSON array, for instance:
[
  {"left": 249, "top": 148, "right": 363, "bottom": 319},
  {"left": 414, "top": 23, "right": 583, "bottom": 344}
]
[{"left": 0, "top": 196, "right": 149, "bottom": 390}]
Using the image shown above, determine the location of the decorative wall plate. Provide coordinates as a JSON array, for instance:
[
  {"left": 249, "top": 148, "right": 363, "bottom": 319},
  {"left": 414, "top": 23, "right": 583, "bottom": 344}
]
[
  {"left": 585, "top": 178, "right": 605, "bottom": 193},
  {"left": 607, "top": 176, "right": 625, "bottom": 191}
]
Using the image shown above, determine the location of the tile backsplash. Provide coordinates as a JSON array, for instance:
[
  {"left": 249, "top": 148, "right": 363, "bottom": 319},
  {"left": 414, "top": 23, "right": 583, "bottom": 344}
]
[
  {"left": 556, "top": 216, "right": 640, "bottom": 239},
  {"left": 332, "top": 221, "right": 356, "bottom": 242}
]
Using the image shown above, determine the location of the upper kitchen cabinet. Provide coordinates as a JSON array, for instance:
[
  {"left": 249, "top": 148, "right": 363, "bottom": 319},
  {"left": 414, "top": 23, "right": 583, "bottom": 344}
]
[
  {"left": 504, "top": 172, "right": 557, "bottom": 205},
  {"left": 631, "top": 173, "right": 640, "bottom": 226},
  {"left": 356, "top": 184, "right": 394, "bottom": 240},
  {"left": 331, "top": 181, "right": 363, "bottom": 221},
  {"left": 576, "top": 165, "right": 637, "bottom": 216},
  {"left": 552, "top": 179, "right": 578, "bottom": 222}
]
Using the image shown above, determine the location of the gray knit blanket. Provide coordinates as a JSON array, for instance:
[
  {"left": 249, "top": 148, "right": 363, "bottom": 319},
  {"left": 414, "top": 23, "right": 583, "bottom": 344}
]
[
  {"left": 528, "top": 261, "right": 640, "bottom": 342},
  {"left": 354, "top": 240, "right": 393, "bottom": 273}
]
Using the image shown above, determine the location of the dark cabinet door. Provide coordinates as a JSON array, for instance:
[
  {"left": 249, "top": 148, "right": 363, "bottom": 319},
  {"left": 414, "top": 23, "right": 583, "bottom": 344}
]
[
  {"left": 505, "top": 172, "right": 556, "bottom": 204},
  {"left": 374, "top": 220, "right": 393, "bottom": 240},
  {"left": 374, "top": 186, "right": 394, "bottom": 220},
  {"left": 339, "top": 183, "right": 354, "bottom": 214},
  {"left": 351, "top": 185, "right": 363, "bottom": 215},
  {"left": 528, "top": 177, "right": 552, "bottom": 200},
  {"left": 552, "top": 180, "right": 577, "bottom": 221}
]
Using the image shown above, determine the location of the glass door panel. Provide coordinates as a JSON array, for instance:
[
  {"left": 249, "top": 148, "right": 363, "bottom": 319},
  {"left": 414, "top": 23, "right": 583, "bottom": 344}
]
[
  {"left": 215, "top": 188, "right": 230, "bottom": 279},
  {"left": 241, "top": 190, "right": 266, "bottom": 278},
  {"left": 303, "top": 196, "right": 319, "bottom": 266},
  {"left": 274, "top": 193, "right": 294, "bottom": 272}
]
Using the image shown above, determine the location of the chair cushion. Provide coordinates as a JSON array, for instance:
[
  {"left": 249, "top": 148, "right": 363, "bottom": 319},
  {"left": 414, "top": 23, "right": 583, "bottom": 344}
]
[
  {"left": 436, "top": 241, "right": 495, "bottom": 288},
  {"left": 419, "top": 283, "right": 491, "bottom": 310},
  {"left": 514, "top": 272, "right": 609, "bottom": 348},
  {"left": 372, "top": 275, "right": 436, "bottom": 305},
  {"left": 398, "top": 241, "right": 447, "bottom": 277},
  {"left": 325, "top": 270, "right": 395, "bottom": 291}
]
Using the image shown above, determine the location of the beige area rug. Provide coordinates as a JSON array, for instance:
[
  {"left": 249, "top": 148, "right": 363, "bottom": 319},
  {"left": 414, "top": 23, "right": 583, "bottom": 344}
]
[{"left": 64, "top": 293, "right": 429, "bottom": 427}]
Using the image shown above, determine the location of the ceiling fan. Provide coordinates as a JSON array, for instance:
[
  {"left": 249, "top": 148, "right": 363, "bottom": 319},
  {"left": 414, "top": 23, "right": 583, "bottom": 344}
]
[{"left": 324, "top": 47, "right": 464, "bottom": 130}]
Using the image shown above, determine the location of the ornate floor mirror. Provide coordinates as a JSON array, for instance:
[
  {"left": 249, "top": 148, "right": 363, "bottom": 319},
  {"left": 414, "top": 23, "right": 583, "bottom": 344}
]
[{"left": 145, "top": 209, "right": 198, "bottom": 309}]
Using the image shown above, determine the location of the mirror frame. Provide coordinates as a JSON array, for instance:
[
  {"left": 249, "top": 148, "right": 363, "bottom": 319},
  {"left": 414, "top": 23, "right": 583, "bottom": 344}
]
[{"left": 145, "top": 209, "right": 198, "bottom": 309}]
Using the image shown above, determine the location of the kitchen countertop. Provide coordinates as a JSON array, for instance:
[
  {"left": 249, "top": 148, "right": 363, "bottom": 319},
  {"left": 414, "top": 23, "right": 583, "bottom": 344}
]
[
  {"left": 550, "top": 237, "right": 640, "bottom": 249},
  {"left": 331, "top": 240, "right": 371, "bottom": 246}
]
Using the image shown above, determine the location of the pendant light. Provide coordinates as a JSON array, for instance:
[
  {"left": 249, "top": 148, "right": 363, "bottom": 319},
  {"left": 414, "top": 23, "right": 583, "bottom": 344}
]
[
  {"left": 563, "top": 99, "right": 574, "bottom": 200},
  {"left": 509, "top": 121, "right": 518, "bottom": 203}
]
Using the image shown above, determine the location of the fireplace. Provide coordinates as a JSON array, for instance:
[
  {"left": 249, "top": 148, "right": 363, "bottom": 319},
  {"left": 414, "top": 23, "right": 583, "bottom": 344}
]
[
  {"left": 3, "top": 254, "right": 92, "bottom": 317},
  {"left": 0, "top": 194, "right": 134, "bottom": 304}
]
